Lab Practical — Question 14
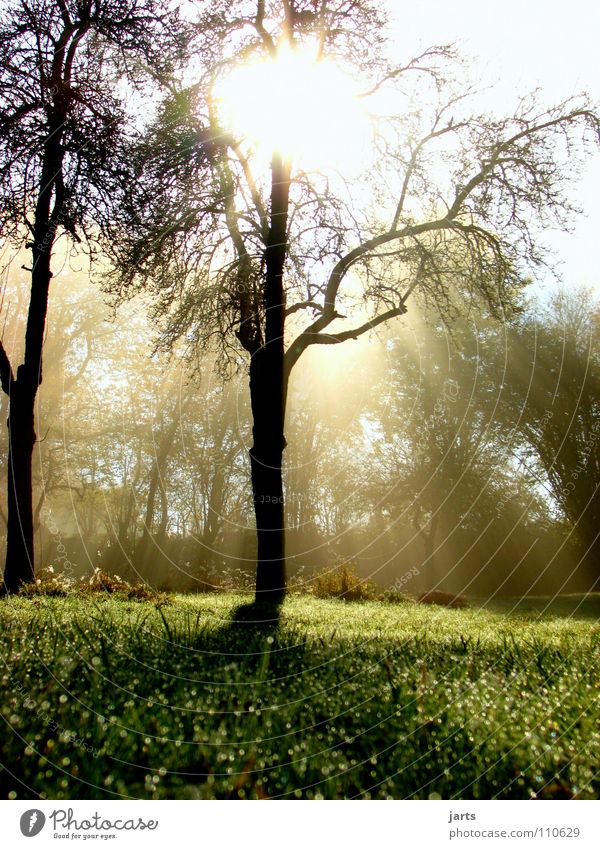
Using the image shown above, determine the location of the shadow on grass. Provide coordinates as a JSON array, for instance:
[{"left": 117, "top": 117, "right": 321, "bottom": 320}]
[
  {"left": 201, "top": 600, "right": 284, "bottom": 669},
  {"left": 227, "top": 599, "right": 282, "bottom": 628}
]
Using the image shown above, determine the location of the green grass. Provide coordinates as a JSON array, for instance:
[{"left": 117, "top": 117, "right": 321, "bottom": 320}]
[
  {"left": 478, "top": 593, "right": 600, "bottom": 619},
  {"left": 0, "top": 593, "right": 598, "bottom": 800}
]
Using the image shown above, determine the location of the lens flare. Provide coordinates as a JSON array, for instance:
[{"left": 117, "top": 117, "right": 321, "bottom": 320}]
[{"left": 214, "top": 43, "right": 369, "bottom": 172}]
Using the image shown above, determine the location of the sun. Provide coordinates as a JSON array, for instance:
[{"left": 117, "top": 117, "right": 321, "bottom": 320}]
[{"left": 214, "top": 43, "right": 370, "bottom": 172}]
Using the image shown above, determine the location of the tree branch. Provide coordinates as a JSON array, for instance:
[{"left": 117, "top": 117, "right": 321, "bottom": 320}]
[
  {"left": 255, "top": 0, "right": 276, "bottom": 56},
  {"left": 230, "top": 140, "right": 268, "bottom": 239},
  {"left": 308, "top": 305, "right": 408, "bottom": 344},
  {"left": 300, "top": 216, "right": 453, "bottom": 340},
  {"left": 285, "top": 305, "right": 407, "bottom": 376},
  {"left": 285, "top": 299, "right": 327, "bottom": 316},
  {"left": 447, "top": 108, "right": 600, "bottom": 219},
  {"left": 358, "top": 45, "right": 456, "bottom": 99}
]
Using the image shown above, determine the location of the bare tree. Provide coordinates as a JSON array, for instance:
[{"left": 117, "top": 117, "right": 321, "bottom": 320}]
[
  {"left": 108, "top": 0, "right": 599, "bottom": 604},
  {"left": 0, "top": 0, "right": 185, "bottom": 592}
]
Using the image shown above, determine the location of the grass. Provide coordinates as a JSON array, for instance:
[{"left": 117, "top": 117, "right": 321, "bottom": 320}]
[
  {"left": 478, "top": 593, "right": 600, "bottom": 620},
  {"left": 0, "top": 593, "right": 598, "bottom": 800}
]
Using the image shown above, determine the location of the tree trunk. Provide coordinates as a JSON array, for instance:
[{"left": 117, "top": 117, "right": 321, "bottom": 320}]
[
  {"left": 2, "top": 219, "right": 55, "bottom": 592},
  {"left": 139, "top": 462, "right": 161, "bottom": 562},
  {"left": 250, "top": 347, "right": 287, "bottom": 604},
  {"left": 250, "top": 153, "right": 291, "bottom": 605},
  {"left": 138, "top": 394, "right": 192, "bottom": 576},
  {"left": 3, "top": 379, "right": 36, "bottom": 592},
  {"left": 203, "top": 465, "right": 225, "bottom": 548},
  {"left": 423, "top": 527, "right": 436, "bottom": 588},
  {"left": 421, "top": 512, "right": 439, "bottom": 591},
  {"left": 0, "top": 87, "right": 65, "bottom": 592}
]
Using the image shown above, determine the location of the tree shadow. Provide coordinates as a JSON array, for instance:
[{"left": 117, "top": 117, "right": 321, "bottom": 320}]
[
  {"left": 228, "top": 599, "right": 282, "bottom": 628},
  {"left": 207, "top": 600, "right": 283, "bottom": 667}
]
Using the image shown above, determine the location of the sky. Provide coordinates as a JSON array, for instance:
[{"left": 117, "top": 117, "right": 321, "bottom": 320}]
[{"left": 386, "top": 0, "right": 600, "bottom": 289}]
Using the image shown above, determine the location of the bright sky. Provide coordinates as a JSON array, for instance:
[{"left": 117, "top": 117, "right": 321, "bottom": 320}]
[
  {"left": 387, "top": 0, "right": 600, "bottom": 289},
  {"left": 218, "top": 1, "right": 599, "bottom": 291}
]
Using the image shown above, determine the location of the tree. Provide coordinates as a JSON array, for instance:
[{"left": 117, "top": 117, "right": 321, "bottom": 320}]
[
  {"left": 364, "top": 306, "right": 554, "bottom": 592},
  {"left": 108, "top": 0, "right": 599, "bottom": 604},
  {"left": 496, "top": 288, "right": 600, "bottom": 572},
  {"left": 0, "top": 0, "right": 185, "bottom": 592}
]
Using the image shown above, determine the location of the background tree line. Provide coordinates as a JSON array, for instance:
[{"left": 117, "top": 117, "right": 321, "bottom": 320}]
[{"left": 0, "top": 253, "right": 597, "bottom": 597}]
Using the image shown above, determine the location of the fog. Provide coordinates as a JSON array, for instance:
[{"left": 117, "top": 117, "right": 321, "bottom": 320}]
[{"left": 1, "top": 247, "right": 597, "bottom": 599}]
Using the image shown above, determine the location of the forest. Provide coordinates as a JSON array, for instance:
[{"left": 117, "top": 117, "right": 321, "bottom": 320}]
[{"left": 1, "top": 265, "right": 599, "bottom": 601}]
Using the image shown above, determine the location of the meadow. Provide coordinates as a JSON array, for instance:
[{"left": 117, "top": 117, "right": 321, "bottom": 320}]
[{"left": 0, "top": 593, "right": 598, "bottom": 800}]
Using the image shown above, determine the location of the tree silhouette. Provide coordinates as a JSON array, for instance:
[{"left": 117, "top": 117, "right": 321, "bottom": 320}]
[
  {"left": 0, "top": 0, "right": 185, "bottom": 592},
  {"left": 107, "top": 0, "right": 599, "bottom": 603}
]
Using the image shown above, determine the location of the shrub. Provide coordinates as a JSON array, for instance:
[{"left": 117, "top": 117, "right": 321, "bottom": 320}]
[
  {"left": 311, "top": 562, "right": 377, "bottom": 601},
  {"left": 380, "top": 588, "right": 416, "bottom": 605},
  {"left": 18, "top": 566, "right": 172, "bottom": 605},
  {"left": 417, "top": 590, "right": 468, "bottom": 609},
  {"left": 80, "top": 568, "right": 172, "bottom": 604},
  {"left": 19, "top": 566, "right": 74, "bottom": 597}
]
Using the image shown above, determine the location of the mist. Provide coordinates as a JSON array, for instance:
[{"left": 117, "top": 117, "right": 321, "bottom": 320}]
[{"left": 0, "top": 250, "right": 595, "bottom": 601}]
